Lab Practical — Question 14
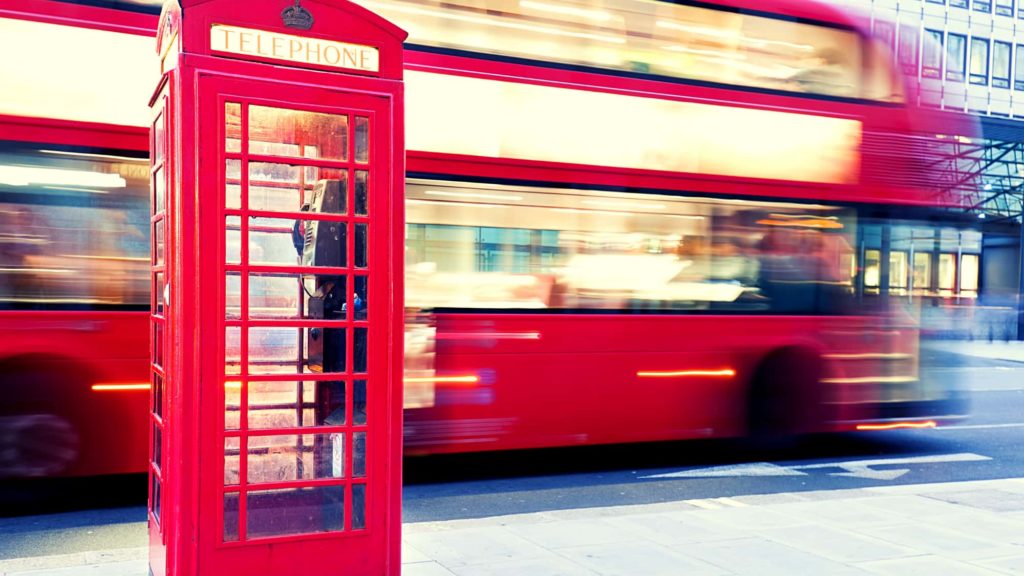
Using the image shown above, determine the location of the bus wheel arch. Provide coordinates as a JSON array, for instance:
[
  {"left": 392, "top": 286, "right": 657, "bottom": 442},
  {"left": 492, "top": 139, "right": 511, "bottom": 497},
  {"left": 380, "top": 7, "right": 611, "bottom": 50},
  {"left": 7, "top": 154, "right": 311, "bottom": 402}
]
[
  {"left": 746, "top": 346, "right": 826, "bottom": 441},
  {"left": 0, "top": 354, "right": 97, "bottom": 477}
]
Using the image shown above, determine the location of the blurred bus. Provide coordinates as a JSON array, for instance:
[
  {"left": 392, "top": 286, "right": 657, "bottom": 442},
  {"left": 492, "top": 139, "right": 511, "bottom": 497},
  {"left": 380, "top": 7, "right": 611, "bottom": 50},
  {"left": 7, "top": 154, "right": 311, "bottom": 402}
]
[{"left": 0, "top": 0, "right": 982, "bottom": 477}]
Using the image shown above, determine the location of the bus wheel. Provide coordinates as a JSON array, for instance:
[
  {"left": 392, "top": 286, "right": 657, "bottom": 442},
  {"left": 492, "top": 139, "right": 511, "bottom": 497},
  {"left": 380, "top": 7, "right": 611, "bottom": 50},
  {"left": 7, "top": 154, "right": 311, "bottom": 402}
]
[
  {"left": 0, "top": 363, "right": 89, "bottom": 478},
  {"left": 747, "top": 347, "right": 824, "bottom": 449},
  {"left": 0, "top": 414, "right": 79, "bottom": 478}
]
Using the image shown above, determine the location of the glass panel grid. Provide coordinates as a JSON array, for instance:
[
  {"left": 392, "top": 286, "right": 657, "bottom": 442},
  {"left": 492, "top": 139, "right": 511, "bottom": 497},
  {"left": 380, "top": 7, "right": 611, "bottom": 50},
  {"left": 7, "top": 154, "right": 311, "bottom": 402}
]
[{"left": 222, "top": 101, "right": 372, "bottom": 542}]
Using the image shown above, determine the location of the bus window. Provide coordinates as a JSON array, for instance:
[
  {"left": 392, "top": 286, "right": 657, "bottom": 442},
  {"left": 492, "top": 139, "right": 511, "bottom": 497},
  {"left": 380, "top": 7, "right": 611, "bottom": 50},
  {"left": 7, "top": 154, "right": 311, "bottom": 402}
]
[
  {"left": 405, "top": 180, "right": 856, "bottom": 314},
  {"left": 367, "top": 0, "right": 868, "bottom": 99},
  {"left": 0, "top": 145, "right": 150, "bottom": 309}
]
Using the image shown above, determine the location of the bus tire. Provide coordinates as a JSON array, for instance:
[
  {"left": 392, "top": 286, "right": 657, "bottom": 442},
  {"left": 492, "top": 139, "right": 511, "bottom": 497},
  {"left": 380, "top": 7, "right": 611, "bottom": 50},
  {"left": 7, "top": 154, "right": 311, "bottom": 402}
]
[
  {"left": 747, "top": 347, "right": 824, "bottom": 448},
  {"left": 0, "top": 358, "right": 93, "bottom": 478}
]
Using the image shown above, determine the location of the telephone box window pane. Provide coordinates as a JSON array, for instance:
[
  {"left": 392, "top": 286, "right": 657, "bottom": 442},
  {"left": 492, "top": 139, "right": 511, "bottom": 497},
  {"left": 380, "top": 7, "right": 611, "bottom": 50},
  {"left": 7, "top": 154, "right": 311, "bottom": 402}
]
[
  {"left": 226, "top": 326, "right": 241, "bottom": 375},
  {"left": 226, "top": 159, "right": 242, "bottom": 209},
  {"left": 354, "top": 275, "right": 367, "bottom": 320},
  {"left": 246, "top": 433, "right": 344, "bottom": 483},
  {"left": 226, "top": 216, "right": 241, "bottom": 264},
  {"left": 247, "top": 380, "right": 344, "bottom": 429},
  {"left": 355, "top": 117, "right": 369, "bottom": 163},
  {"left": 249, "top": 326, "right": 302, "bottom": 372},
  {"left": 153, "top": 373, "right": 163, "bottom": 417},
  {"left": 152, "top": 475, "right": 162, "bottom": 524},
  {"left": 354, "top": 380, "right": 367, "bottom": 425},
  {"left": 250, "top": 217, "right": 311, "bottom": 265},
  {"left": 226, "top": 379, "right": 241, "bottom": 430},
  {"left": 355, "top": 170, "right": 368, "bottom": 216},
  {"left": 154, "top": 113, "right": 165, "bottom": 163},
  {"left": 154, "top": 323, "right": 164, "bottom": 368},
  {"left": 247, "top": 326, "right": 348, "bottom": 375},
  {"left": 246, "top": 486, "right": 344, "bottom": 539},
  {"left": 154, "top": 167, "right": 165, "bottom": 214},
  {"left": 354, "top": 327, "right": 368, "bottom": 373},
  {"left": 306, "top": 276, "right": 346, "bottom": 320},
  {"left": 225, "top": 436, "right": 240, "bottom": 485},
  {"left": 225, "top": 102, "right": 242, "bottom": 153},
  {"left": 155, "top": 221, "right": 165, "bottom": 267},
  {"left": 352, "top": 484, "right": 365, "bottom": 530},
  {"left": 355, "top": 223, "right": 368, "bottom": 268},
  {"left": 152, "top": 423, "right": 162, "bottom": 470},
  {"left": 249, "top": 106, "right": 349, "bottom": 162},
  {"left": 224, "top": 492, "right": 240, "bottom": 542},
  {"left": 226, "top": 272, "right": 241, "bottom": 319},
  {"left": 961, "top": 254, "right": 979, "bottom": 291},
  {"left": 155, "top": 271, "right": 165, "bottom": 315},
  {"left": 249, "top": 273, "right": 302, "bottom": 318},
  {"left": 353, "top": 431, "right": 366, "bottom": 478}
]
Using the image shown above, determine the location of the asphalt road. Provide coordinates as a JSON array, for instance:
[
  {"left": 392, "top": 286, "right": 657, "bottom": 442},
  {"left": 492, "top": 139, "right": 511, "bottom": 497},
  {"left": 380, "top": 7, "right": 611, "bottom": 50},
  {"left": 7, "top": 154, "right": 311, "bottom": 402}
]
[{"left": 1, "top": 345, "right": 1022, "bottom": 560}]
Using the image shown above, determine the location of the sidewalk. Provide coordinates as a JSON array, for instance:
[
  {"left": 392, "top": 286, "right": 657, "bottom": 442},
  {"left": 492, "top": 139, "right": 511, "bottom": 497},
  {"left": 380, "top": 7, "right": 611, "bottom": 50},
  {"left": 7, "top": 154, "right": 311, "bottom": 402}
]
[
  {"left": 925, "top": 339, "right": 1024, "bottom": 364},
  {"left": 3, "top": 478, "right": 1024, "bottom": 575}
]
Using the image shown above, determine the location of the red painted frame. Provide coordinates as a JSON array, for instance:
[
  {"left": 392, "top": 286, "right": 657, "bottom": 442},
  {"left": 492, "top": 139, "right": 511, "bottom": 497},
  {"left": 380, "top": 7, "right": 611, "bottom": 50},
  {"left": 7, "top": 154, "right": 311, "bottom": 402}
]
[{"left": 148, "top": 1, "right": 405, "bottom": 575}]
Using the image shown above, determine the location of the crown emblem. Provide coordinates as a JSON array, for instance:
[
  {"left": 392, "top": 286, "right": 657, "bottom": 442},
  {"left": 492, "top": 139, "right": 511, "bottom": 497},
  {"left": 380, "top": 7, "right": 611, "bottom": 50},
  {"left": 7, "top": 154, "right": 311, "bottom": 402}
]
[{"left": 281, "top": 0, "right": 314, "bottom": 30}]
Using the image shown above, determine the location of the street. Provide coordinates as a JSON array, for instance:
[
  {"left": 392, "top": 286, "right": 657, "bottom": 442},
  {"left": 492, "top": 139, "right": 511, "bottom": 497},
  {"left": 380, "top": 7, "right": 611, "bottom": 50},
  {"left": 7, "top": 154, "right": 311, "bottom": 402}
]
[{"left": 2, "top": 344, "right": 1022, "bottom": 561}]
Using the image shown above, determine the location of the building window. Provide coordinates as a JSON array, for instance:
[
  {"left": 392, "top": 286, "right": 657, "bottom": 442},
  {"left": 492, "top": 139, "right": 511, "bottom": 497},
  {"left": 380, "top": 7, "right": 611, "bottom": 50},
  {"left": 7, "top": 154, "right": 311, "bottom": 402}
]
[
  {"left": 926, "top": 0, "right": 945, "bottom": 4},
  {"left": 997, "top": 0, "right": 1014, "bottom": 16},
  {"left": 1016, "top": 45, "right": 1024, "bottom": 89},
  {"left": 898, "top": 25, "right": 920, "bottom": 76},
  {"left": 924, "top": 30, "right": 944, "bottom": 79},
  {"left": 951, "top": 0, "right": 968, "bottom": 7},
  {"left": 994, "top": 41, "right": 1012, "bottom": 87},
  {"left": 974, "top": 0, "right": 992, "bottom": 12},
  {"left": 873, "top": 20, "right": 896, "bottom": 54},
  {"left": 947, "top": 33, "right": 967, "bottom": 81},
  {"left": 970, "top": 37, "right": 990, "bottom": 85}
]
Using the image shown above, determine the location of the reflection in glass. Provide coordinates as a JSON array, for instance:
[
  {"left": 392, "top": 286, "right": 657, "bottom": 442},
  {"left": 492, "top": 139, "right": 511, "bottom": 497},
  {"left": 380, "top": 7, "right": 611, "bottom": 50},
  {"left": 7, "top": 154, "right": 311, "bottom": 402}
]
[
  {"left": 155, "top": 271, "right": 165, "bottom": 315},
  {"left": 353, "top": 432, "right": 366, "bottom": 478},
  {"left": 155, "top": 166, "right": 166, "bottom": 214},
  {"left": 961, "top": 254, "right": 979, "bottom": 292},
  {"left": 354, "top": 328, "right": 367, "bottom": 373},
  {"left": 246, "top": 433, "right": 343, "bottom": 483},
  {"left": 355, "top": 170, "right": 368, "bottom": 216},
  {"left": 153, "top": 373, "right": 163, "bottom": 417},
  {"left": 354, "top": 380, "right": 367, "bottom": 425},
  {"left": 352, "top": 484, "right": 365, "bottom": 530},
  {"left": 225, "top": 436, "right": 240, "bottom": 485},
  {"left": 224, "top": 492, "right": 240, "bottom": 542},
  {"left": 355, "top": 117, "right": 369, "bottom": 163},
  {"left": 226, "top": 272, "right": 241, "bottom": 319},
  {"left": 226, "top": 216, "right": 241, "bottom": 264},
  {"left": 354, "top": 275, "right": 368, "bottom": 320},
  {"left": 247, "top": 380, "right": 344, "bottom": 429},
  {"left": 225, "top": 379, "right": 241, "bottom": 430},
  {"left": 155, "top": 221, "right": 165, "bottom": 267},
  {"left": 249, "top": 273, "right": 302, "bottom": 318},
  {"left": 355, "top": 223, "right": 368, "bottom": 268},
  {"left": 250, "top": 217, "right": 305, "bottom": 265},
  {"left": 246, "top": 486, "right": 344, "bottom": 539},
  {"left": 249, "top": 105, "right": 349, "bottom": 161},
  {"left": 938, "top": 253, "right": 956, "bottom": 292},
  {"left": 226, "top": 159, "right": 242, "bottom": 209},
  {"left": 226, "top": 326, "right": 241, "bottom": 375},
  {"left": 225, "top": 102, "right": 242, "bottom": 153}
]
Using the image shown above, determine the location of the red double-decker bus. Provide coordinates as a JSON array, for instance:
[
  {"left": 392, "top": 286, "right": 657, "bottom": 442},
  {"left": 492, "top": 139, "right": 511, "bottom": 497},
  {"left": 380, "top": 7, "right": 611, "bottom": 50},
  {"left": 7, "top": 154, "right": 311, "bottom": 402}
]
[{"left": 0, "top": 0, "right": 980, "bottom": 478}]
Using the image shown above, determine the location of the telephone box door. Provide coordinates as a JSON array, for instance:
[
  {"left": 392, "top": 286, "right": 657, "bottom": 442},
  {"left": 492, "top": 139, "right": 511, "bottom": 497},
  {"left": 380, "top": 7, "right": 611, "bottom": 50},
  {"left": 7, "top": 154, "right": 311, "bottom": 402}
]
[{"left": 197, "top": 73, "right": 400, "bottom": 575}]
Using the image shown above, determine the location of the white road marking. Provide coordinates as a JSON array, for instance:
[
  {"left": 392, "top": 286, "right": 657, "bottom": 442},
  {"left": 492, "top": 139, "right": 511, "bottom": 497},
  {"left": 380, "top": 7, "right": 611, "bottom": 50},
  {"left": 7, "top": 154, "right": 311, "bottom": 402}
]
[
  {"left": 938, "top": 423, "right": 1024, "bottom": 431},
  {"left": 641, "top": 452, "right": 991, "bottom": 481}
]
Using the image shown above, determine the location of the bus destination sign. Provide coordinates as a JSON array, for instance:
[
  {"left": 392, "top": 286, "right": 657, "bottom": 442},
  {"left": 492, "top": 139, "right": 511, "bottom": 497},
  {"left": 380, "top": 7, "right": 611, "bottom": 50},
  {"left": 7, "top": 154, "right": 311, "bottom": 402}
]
[{"left": 210, "top": 24, "right": 379, "bottom": 73}]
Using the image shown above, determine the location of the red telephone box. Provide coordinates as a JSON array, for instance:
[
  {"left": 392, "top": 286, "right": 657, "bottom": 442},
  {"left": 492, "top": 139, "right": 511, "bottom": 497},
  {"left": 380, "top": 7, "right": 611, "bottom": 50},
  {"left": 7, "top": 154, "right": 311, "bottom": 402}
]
[{"left": 147, "top": 1, "right": 405, "bottom": 574}]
